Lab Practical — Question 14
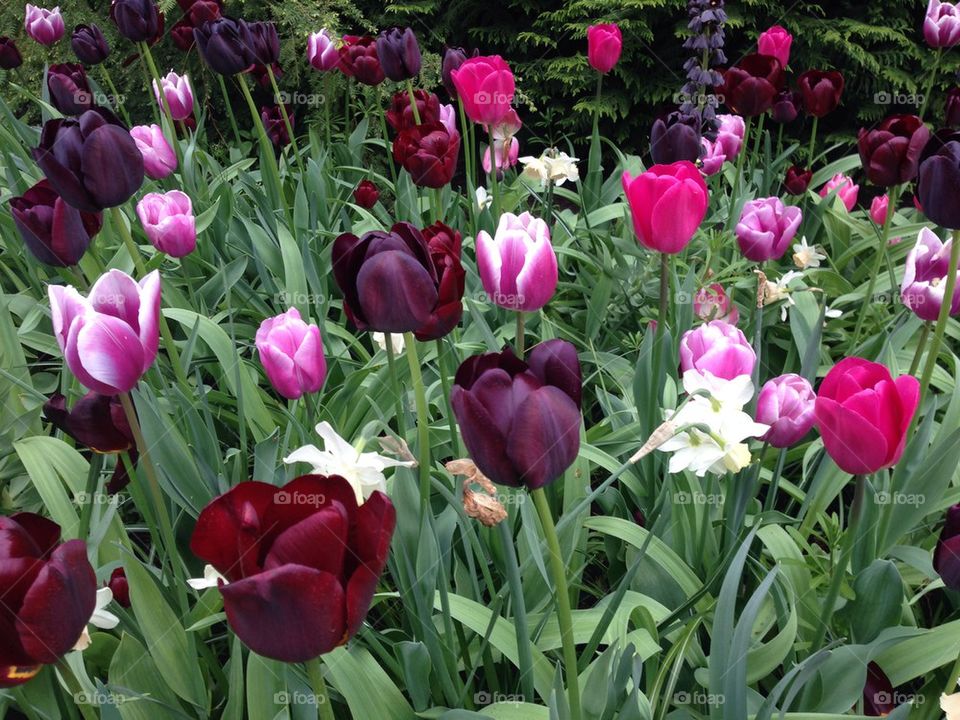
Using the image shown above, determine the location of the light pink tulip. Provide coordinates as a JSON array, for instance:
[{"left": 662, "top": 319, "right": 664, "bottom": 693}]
[
  {"left": 757, "top": 25, "right": 792, "bottom": 67},
  {"left": 717, "top": 114, "right": 745, "bottom": 157},
  {"left": 482, "top": 137, "right": 520, "bottom": 173},
  {"left": 25, "top": 4, "right": 64, "bottom": 46},
  {"left": 153, "top": 71, "right": 193, "bottom": 121},
  {"left": 679, "top": 320, "right": 756, "bottom": 381},
  {"left": 925, "top": 0, "right": 960, "bottom": 48},
  {"left": 136, "top": 190, "right": 196, "bottom": 258},
  {"left": 819, "top": 173, "right": 859, "bottom": 212},
  {"left": 736, "top": 197, "right": 802, "bottom": 262},
  {"left": 439, "top": 103, "right": 457, "bottom": 134},
  {"left": 870, "top": 194, "right": 889, "bottom": 225},
  {"left": 255, "top": 308, "right": 327, "bottom": 399},
  {"left": 622, "top": 161, "right": 709, "bottom": 254},
  {"left": 130, "top": 124, "right": 177, "bottom": 180},
  {"left": 477, "top": 212, "right": 557, "bottom": 311},
  {"left": 756, "top": 374, "right": 816, "bottom": 448},
  {"left": 307, "top": 29, "right": 339, "bottom": 71}
]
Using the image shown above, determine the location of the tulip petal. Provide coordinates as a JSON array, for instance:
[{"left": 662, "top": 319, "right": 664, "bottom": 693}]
[
  {"left": 450, "top": 386, "right": 519, "bottom": 486},
  {"left": 260, "top": 475, "right": 358, "bottom": 550},
  {"left": 935, "top": 535, "right": 960, "bottom": 590},
  {"left": 355, "top": 250, "right": 438, "bottom": 332},
  {"left": 72, "top": 315, "right": 145, "bottom": 394},
  {"left": 8, "top": 514, "right": 61, "bottom": 558},
  {"left": 344, "top": 491, "right": 396, "bottom": 637},
  {"left": 650, "top": 178, "right": 706, "bottom": 254},
  {"left": 506, "top": 386, "right": 581, "bottom": 489},
  {"left": 527, "top": 340, "right": 582, "bottom": 407},
  {"left": 815, "top": 396, "right": 889, "bottom": 475},
  {"left": 264, "top": 503, "right": 349, "bottom": 578}
]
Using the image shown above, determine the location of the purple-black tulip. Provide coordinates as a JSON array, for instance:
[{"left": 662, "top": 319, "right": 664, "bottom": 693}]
[
  {"left": 10, "top": 179, "right": 102, "bottom": 266},
  {"left": 71, "top": 24, "right": 110, "bottom": 65},
  {"left": 0, "top": 36, "right": 24, "bottom": 70},
  {"left": 194, "top": 17, "right": 252, "bottom": 75},
  {"left": 47, "top": 63, "right": 94, "bottom": 115},
  {"left": 376, "top": 27, "right": 421, "bottom": 82},
  {"left": 935, "top": 504, "right": 960, "bottom": 590},
  {"left": 771, "top": 89, "right": 801, "bottom": 123},
  {"left": 441, "top": 46, "right": 475, "bottom": 97},
  {"left": 918, "top": 140, "right": 960, "bottom": 229},
  {"left": 650, "top": 111, "right": 702, "bottom": 164},
  {"left": 245, "top": 20, "right": 279, "bottom": 67},
  {"left": 110, "top": 0, "right": 161, "bottom": 42},
  {"left": 857, "top": 114, "right": 930, "bottom": 187}
]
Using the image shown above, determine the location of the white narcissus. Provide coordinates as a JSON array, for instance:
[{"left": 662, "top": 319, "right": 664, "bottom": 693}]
[
  {"left": 943, "top": 687, "right": 960, "bottom": 720},
  {"left": 73, "top": 588, "right": 120, "bottom": 651},
  {"left": 187, "top": 565, "right": 228, "bottom": 591}
]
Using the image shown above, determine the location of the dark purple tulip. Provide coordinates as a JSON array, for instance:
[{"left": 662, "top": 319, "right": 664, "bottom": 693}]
[
  {"left": 918, "top": 140, "right": 960, "bottom": 229},
  {"left": 771, "top": 89, "right": 801, "bottom": 123},
  {"left": 194, "top": 18, "right": 252, "bottom": 75},
  {"left": 863, "top": 662, "right": 897, "bottom": 716},
  {"left": 451, "top": 340, "right": 582, "bottom": 490},
  {"left": 261, "top": 104, "right": 293, "bottom": 146},
  {"left": 797, "top": 69, "right": 844, "bottom": 118},
  {"left": 720, "top": 54, "right": 785, "bottom": 117},
  {"left": 32, "top": 107, "right": 145, "bottom": 213},
  {"left": 245, "top": 20, "right": 279, "bottom": 67},
  {"left": 71, "top": 24, "right": 110, "bottom": 65},
  {"left": 857, "top": 114, "right": 930, "bottom": 187},
  {"left": 47, "top": 63, "right": 94, "bottom": 115},
  {"left": 10, "top": 179, "right": 102, "bottom": 266},
  {"left": 110, "top": 0, "right": 161, "bottom": 42},
  {"left": 784, "top": 165, "right": 812, "bottom": 195},
  {"left": 376, "top": 27, "right": 421, "bottom": 82},
  {"left": 441, "top": 46, "right": 473, "bottom": 97},
  {"left": 0, "top": 37, "right": 24, "bottom": 70},
  {"left": 934, "top": 504, "right": 960, "bottom": 590},
  {"left": 946, "top": 87, "right": 960, "bottom": 127},
  {"left": 650, "top": 111, "right": 702, "bottom": 164}
]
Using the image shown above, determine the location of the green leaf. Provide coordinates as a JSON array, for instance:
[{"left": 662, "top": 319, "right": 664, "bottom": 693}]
[{"left": 324, "top": 645, "right": 416, "bottom": 720}]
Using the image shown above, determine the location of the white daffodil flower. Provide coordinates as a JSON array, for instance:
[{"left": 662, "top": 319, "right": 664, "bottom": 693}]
[
  {"left": 763, "top": 270, "right": 804, "bottom": 321},
  {"left": 475, "top": 186, "right": 493, "bottom": 211},
  {"left": 187, "top": 564, "right": 227, "bottom": 591},
  {"left": 284, "top": 422, "right": 415, "bottom": 503},
  {"left": 942, "top": 688, "right": 960, "bottom": 720},
  {"left": 519, "top": 150, "right": 580, "bottom": 188},
  {"left": 372, "top": 332, "right": 405, "bottom": 354},
  {"left": 73, "top": 588, "right": 119, "bottom": 651},
  {"left": 681, "top": 370, "right": 755, "bottom": 411},
  {"left": 792, "top": 236, "right": 826, "bottom": 269}
]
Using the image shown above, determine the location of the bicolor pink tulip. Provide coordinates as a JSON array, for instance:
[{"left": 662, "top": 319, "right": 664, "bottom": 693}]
[
  {"left": 481, "top": 108, "right": 522, "bottom": 173},
  {"left": 136, "top": 190, "right": 196, "bottom": 258},
  {"left": 870, "top": 194, "right": 889, "bottom": 225},
  {"left": 814, "top": 357, "right": 919, "bottom": 475},
  {"left": 450, "top": 55, "right": 515, "bottom": 126},
  {"left": 901, "top": 228, "right": 960, "bottom": 321},
  {"left": 622, "top": 161, "right": 709, "bottom": 254},
  {"left": 130, "top": 124, "right": 177, "bottom": 180},
  {"left": 307, "top": 29, "right": 339, "bottom": 71},
  {"left": 925, "top": 0, "right": 960, "bottom": 48},
  {"left": 153, "top": 71, "right": 193, "bottom": 121},
  {"left": 694, "top": 284, "right": 739, "bottom": 324},
  {"left": 756, "top": 374, "right": 816, "bottom": 448},
  {"left": 735, "top": 197, "right": 802, "bottom": 262},
  {"left": 679, "top": 320, "right": 756, "bottom": 381},
  {"left": 48, "top": 269, "right": 161, "bottom": 394},
  {"left": 477, "top": 212, "right": 557, "bottom": 312},
  {"left": 757, "top": 25, "right": 792, "bottom": 67},
  {"left": 819, "top": 173, "right": 859, "bottom": 211},
  {"left": 587, "top": 23, "right": 622, "bottom": 74},
  {"left": 25, "top": 4, "right": 64, "bottom": 45},
  {"left": 699, "top": 114, "right": 745, "bottom": 175},
  {"left": 255, "top": 308, "right": 327, "bottom": 400}
]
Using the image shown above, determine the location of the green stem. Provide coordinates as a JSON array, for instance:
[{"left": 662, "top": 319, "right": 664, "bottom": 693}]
[
  {"left": 384, "top": 336, "right": 406, "bottom": 438},
  {"left": 376, "top": 88, "right": 398, "bottom": 189},
  {"left": 909, "top": 322, "right": 932, "bottom": 376},
  {"left": 516, "top": 311, "right": 525, "bottom": 357},
  {"left": 497, "top": 520, "right": 535, "bottom": 702},
  {"left": 237, "top": 74, "right": 284, "bottom": 207},
  {"left": 139, "top": 42, "right": 181, "bottom": 166},
  {"left": 405, "top": 79, "right": 422, "bottom": 124},
  {"left": 323, "top": 72, "right": 332, "bottom": 146},
  {"left": 806, "top": 115, "right": 819, "bottom": 167},
  {"left": 532, "top": 488, "right": 581, "bottom": 720},
  {"left": 266, "top": 64, "right": 305, "bottom": 176},
  {"left": 217, "top": 74, "right": 242, "bottom": 147},
  {"left": 77, "top": 453, "right": 103, "bottom": 540},
  {"left": 945, "top": 649, "right": 960, "bottom": 698},
  {"left": 918, "top": 228, "right": 960, "bottom": 401},
  {"left": 659, "top": 252, "right": 671, "bottom": 334},
  {"left": 763, "top": 447, "right": 788, "bottom": 512},
  {"left": 100, "top": 65, "right": 130, "bottom": 126},
  {"left": 436, "top": 338, "right": 460, "bottom": 457},
  {"left": 488, "top": 125, "right": 501, "bottom": 218},
  {"left": 919, "top": 49, "right": 943, "bottom": 120},
  {"left": 403, "top": 333, "right": 432, "bottom": 509},
  {"left": 727, "top": 116, "right": 752, "bottom": 232},
  {"left": 304, "top": 658, "right": 336, "bottom": 720},
  {"left": 850, "top": 184, "right": 901, "bottom": 350}
]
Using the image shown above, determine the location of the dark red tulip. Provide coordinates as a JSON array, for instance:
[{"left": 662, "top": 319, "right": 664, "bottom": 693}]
[
  {"left": 194, "top": 18, "right": 252, "bottom": 75},
  {"left": 190, "top": 475, "right": 396, "bottom": 663},
  {"left": 352, "top": 179, "right": 379, "bottom": 209},
  {"left": 170, "top": 0, "right": 220, "bottom": 51},
  {"left": 771, "top": 89, "right": 801, "bottom": 124},
  {"left": 47, "top": 62, "right": 94, "bottom": 115},
  {"left": 720, "top": 54, "right": 785, "bottom": 117},
  {"left": 416, "top": 222, "right": 466, "bottom": 341},
  {"left": 338, "top": 35, "right": 384, "bottom": 86},
  {"left": 108, "top": 568, "right": 130, "bottom": 608},
  {"left": 947, "top": 87, "right": 960, "bottom": 127},
  {"left": 0, "top": 513, "right": 96, "bottom": 688},
  {"left": 71, "top": 24, "right": 110, "bottom": 65},
  {"left": 393, "top": 123, "right": 460, "bottom": 189},
  {"left": 650, "top": 111, "right": 702, "bottom": 165},
  {"left": 245, "top": 20, "right": 279, "bottom": 68},
  {"left": 110, "top": 0, "right": 161, "bottom": 42},
  {"left": 934, "top": 504, "right": 960, "bottom": 590},
  {"left": 260, "top": 104, "right": 293, "bottom": 146},
  {"left": 32, "top": 107, "right": 145, "bottom": 213},
  {"left": 0, "top": 37, "right": 23, "bottom": 70},
  {"left": 784, "top": 165, "right": 812, "bottom": 195},
  {"left": 377, "top": 27, "right": 421, "bottom": 82},
  {"left": 862, "top": 662, "right": 897, "bottom": 716},
  {"left": 441, "top": 46, "right": 469, "bottom": 97},
  {"left": 918, "top": 140, "right": 960, "bottom": 229},
  {"left": 451, "top": 340, "right": 582, "bottom": 489},
  {"left": 857, "top": 114, "right": 930, "bottom": 187},
  {"left": 386, "top": 89, "right": 441, "bottom": 132},
  {"left": 797, "top": 69, "right": 844, "bottom": 118},
  {"left": 10, "top": 180, "right": 101, "bottom": 267}
]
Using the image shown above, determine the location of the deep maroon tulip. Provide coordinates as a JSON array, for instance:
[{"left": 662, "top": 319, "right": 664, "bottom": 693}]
[
  {"left": 10, "top": 179, "right": 101, "bottom": 267},
  {"left": 386, "top": 89, "right": 441, "bottom": 131},
  {"left": 857, "top": 115, "right": 930, "bottom": 187},
  {"left": 71, "top": 24, "right": 110, "bottom": 65},
  {"left": 245, "top": 20, "right": 279, "bottom": 67},
  {"left": 110, "top": 0, "right": 161, "bottom": 42},
  {"left": 393, "top": 123, "right": 460, "bottom": 189},
  {"left": 333, "top": 221, "right": 465, "bottom": 337},
  {"left": 0, "top": 37, "right": 23, "bottom": 70},
  {"left": 441, "top": 46, "right": 473, "bottom": 97},
  {"left": 352, "top": 179, "right": 379, "bottom": 208},
  {"left": 108, "top": 568, "right": 130, "bottom": 608},
  {"left": 194, "top": 18, "right": 252, "bottom": 75},
  {"left": 797, "top": 69, "right": 844, "bottom": 118},
  {"left": 771, "top": 89, "right": 801, "bottom": 123},
  {"left": 47, "top": 63, "right": 94, "bottom": 115},
  {"left": 376, "top": 27, "right": 421, "bottom": 82},
  {"left": 33, "top": 107, "right": 145, "bottom": 213},
  {"left": 784, "top": 165, "right": 812, "bottom": 195},
  {"left": 170, "top": 0, "right": 221, "bottom": 51},
  {"left": 338, "top": 35, "right": 384, "bottom": 86},
  {"left": 261, "top": 104, "right": 293, "bottom": 146},
  {"left": 416, "top": 222, "right": 466, "bottom": 341},
  {"left": 720, "top": 54, "right": 785, "bottom": 117},
  {"left": 451, "top": 340, "right": 582, "bottom": 489},
  {"left": 918, "top": 140, "right": 960, "bottom": 229},
  {"left": 650, "top": 111, "right": 702, "bottom": 164},
  {"left": 863, "top": 662, "right": 897, "bottom": 716},
  {"left": 190, "top": 475, "right": 396, "bottom": 663},
  {"left": 0, "top": 513, "right": 96, "bottom": 688},
  {"left": 935, "top": 504, "right": 960, "bottom": 590}
]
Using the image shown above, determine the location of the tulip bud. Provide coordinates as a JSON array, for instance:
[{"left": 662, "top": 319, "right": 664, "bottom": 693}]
[
  {"left": 797, "top": 69, "right": 845, "bottom": 118},
  {"left": 934, "top": 504, "right": 960, "bottom": 590},
  {"left": 694, "top": 284, "right": 739, "bottom": 324},
  {"left": 947, "top": 87, "right": 960, "bottom": 127},
  {"left": 130, "top": 123, "right": 177, "bottom": 180},
  {"left": 482, "top": 137, "right": 520, "bottom": 175},
  {"left": 0, "top": 37, "right": 24, "bottom": 69},
  {"left": 721, "top": 54, "right": 785, "bottom": 117},
  {"left": 245, "top": 20, "right": 279, "bottom": 67},
  {"left": 477, "top": 212, "right": 558, "bottom": 312},
  {"left": 415, "top": 222, "right": 466, "bottom": 341},
  {"left": 587, "top": 23, "right": 622, "bottom": 74},
  {"left": 650, "top": 111, "right": 702, "bottom": 165},
  {"left": 857, "top": 114, "right": 930, "bottom": 187},
  {"left": 376, "top": 27, "right": 421, "bottom": 82},
  {"left": 736, "top": 197, "right": 802, "bottom": 262},
  {"left": 441, "top": 46, "right": 470, "bottom": 97},
  {"left": 680, "top": 320, "right": 756, "bottom": 381},
  {"left": 24, "top": 4, "right": 65, "bottom": 46},
  {"left": 755, "top": 374, "right": 816, "bottom": 448},
  {"left": 307, "top": 29, "right": 338, "bottom": 71},
  {"left": 900, "top": 228, "right": 960, "bottom": 321},
  {"left": 757, "top": 25, "right": 792, "bottom": 67},
  {"left": 337, "top": 35, "right": 385, "bottom": 86},
  {"left": 47, "top": 62, "right": 94, "bottom": 115},
  {"left": 918, "top": 139, "right": 960, "bottom": 228},
  {"left": 870, "top": 194, "right": 889, "bottom": 225},
  {"left": 110, "top": 0, "right": 161, "bottom": 43},
  {"left": 352, "top": 179, "right": 379, "bottom": 209},
  {"left": 108, "top": 568, "right": 131, "bottom": 608},
  {"left": 925, "top": 0, "right": 960, "bottom": 48},
  {"left": 784, "top": 165, "right": 812, "bottom": 194},
  {"left": 194, "top": 18, "right": 252, "bottom": 75},
  {"left": 622, "top": 161, "right": 709, "bottom": 254},
  {"left": 255, "top": 308, "right": 327, "bottom": 400},
  {"left": 393, "top": 123, "right": 460, "bottom": 188},
  {"left": 136, "top": 190, "right": 196, "bottom": 258},
  {"left": 71, "top": 23, "right": 109, "bottom": 65},
  {"left": 261, "top": 104, "right": 294, "bottom": 146},
  {"left": 451, "top": 55, "right": 515, "bottom": 126},
  {"left": 153, "top": 71, "right": 193, "bottom": 120},
  {"left": 771, "top": 89, "right": 801, "bottom": 124},
  {"left": 10, "top": 179, "right": 101, "bottom": 266},
  {"left": 819, "top": 173, "right": 859, "bottom": 212}
]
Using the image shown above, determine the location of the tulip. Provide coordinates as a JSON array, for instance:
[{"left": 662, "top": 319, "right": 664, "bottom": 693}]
[
  {"left": 416, "top": 222, "right": 466, "bottom": 340},
  {"left": 857, "top": 115, "right": 930, "bottom": 187},
  {"left": 784, "top": 165, "right": 812, "bottom": 194},
  {"left": 393, "top": 123, "right": 460, "bottom": 188},
  {"left": 797, "top": 70, "right": 844, "bottom": 118},
  {"left": 33, "top": 108, "right": 144, "bottom": 213},
  {"left": 918, "top": 140, "right": 960, "bottom": 228},
  {"left": 755, "top": 374, "right": 816, "bottom": 448},
  {"left": 337, "top": 35, "right": 384, "bottom": 86},
  {"left": 108, "top": 568, "right": 130, "bottom": 608},
  {"left": 901, "top": 228, "right": 960, "bottom": 321},
  {"left": 194, "top": 18, "right": 252, "bottom": 75},
  {"left": 650, "top": 111, "right": 702, "bottom": 165},
  {"left": 819, "top": 173, "right": 859, "bottom": 212},
  {"left": 622, "top": 161, "right": 709, "bottom": 254},
  {"left": 385, "top": 89, "right": 441, "bottom": 131},
  {"left": 47, "top": 62, "right": 93, "bottom": 115},
  {"left": 71, "top": 23, "right": 109, "bottom": 65},
  {"left": 870, "top": 194, "right": 889, "bottom": 225},
  {"left": 261, "top": 104, "right": 294, "bottom": 146},
  {"left": 934, "top": 504, "right": 960, "bottom": 590},
  {"left": 482, "top": 137, "right": 520, "bottom": 174},
  {"left": 947, "top": 87, "right": 960, "bottom": 127},
  {"left": 863, "top": 663, "right": 898, "bottom": 716},
  {"left": 48, "top": 269, "right": 161, "bottom": 395},
  {"left": 680, "top": 320, "right": 755, "bottom": 381},
  {"left": 699, "top": 114, "right": 743, "bottom": 175},
  {"left": 476, "top": 212, "right": 557, "bottom": 312},
  {"left": 451, "top": 340, "right": 582, "bottom": 489},
  {"left": 0, "top": 513, "right": 96, "bottom": 687},
  {"left": 377, "top": 27, "right": 421, "bottom": 82},
  {"left": 925, "top": 0, "right": 960, "bottom": 47},
  {"left": 333, "top": 221, "right": 465, "bottom": 337},
  {"left": 721, "top": 54, "right": 785, "bottom": 117},
  {"left": 0, "top": 37, "right": 23, "bottom": 69},
  {"left": 814, "top": 357, "right": 919, "bottom": 475},
  {"left": 10, "top": 179, "right": 101, "bottom": 267},
  {"left": 451, "top": 55, "right": 515, "bottom": 126},
  {"left": 694, "top": 284, "right": 739, "bottom": 324},
  {"left": 110, "top": 0, "right": 161, "bottom": 43},
  {"left": 699, "top": 137, "right": 727, "bottom": 176},
  {"left": 190, "top": 475, "right": 395, "bottom": 662},
  {"left": 587, "top": 23, "right": 622, "bottom": 74},
  {"left": 352, "top": 179, "right": 379, "bottom": 209},
  {"left": 736, "top": 197, "right": 802, "bottom": 262},
  {"left": 130, "top": 123, "right": 177, "bottom": 180},
  {"left": 153, "top": 71, "right": 193, "bottom": 120},
  {"left": 441, "top": 46, "right": 473, "bottom": 97},
  {"left": 171, "top": 0, "right": 220, "bottom": 51},
  {"left": 24, "top": 4, "right": 64, "bottom": 46},
  {"left": 136, "top": 190, "right": 196, "bottom": 257},
  {"left": 307, "top": 29, "right": 338, "bottom": 71},
  {"left": 771, "top": 89, "right": 801, "bottom": 124},
  {"left": 245, "top": 20, "right": 279, "bottom": 68},
  {"left": 255, "top": 308, "right": 327, "bottom": 400},
  {"left": 757, "top": 25, "right": 792, "bottom": 67}
]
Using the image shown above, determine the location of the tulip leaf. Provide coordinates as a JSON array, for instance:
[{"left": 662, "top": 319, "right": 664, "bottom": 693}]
[
  {"left": 324, "top": 645, "right": 416, "bottom": 720},
  {"left": 107, "top": 633, "right": 186, "bottom": 720},
  {"left": 14, "top": 435, "right": 86, "bottom": 537},
  {"left": 278, "top": 224, "right": 309, "bottom": 318},
  {"left": 245, "top": 652, "right": 285, "bottom": 720}
]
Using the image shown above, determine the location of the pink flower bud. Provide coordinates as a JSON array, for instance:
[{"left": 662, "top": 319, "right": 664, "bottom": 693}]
[
  {"left": 587, "top": 23, "right": 622, "bottom": 74},
  {"left": 756, "top": 374, "right": 816, "bottom": 448},
  {"left": 130, "top": 124, "right": 177, "bottom": 180},
  {"left": 477, "top": 212, "right": 557, "bottom": 311},
  {"left": 255, "top": 308, "right": 327, "bottom": 399},
  {"left": 735, "top": 197, "right": 802, "bottom": 262},
  {"left": 136, "top": 190, "right": 196, "bottom": 258},
  {"left": 307, "top": 29, "right": 339, "bottom": 71},
  {"left": 679, "top": 320, "right": 756, "bottom": 381},
  {"left": 757, "top": 25, "right": 792, "bottom": 67}
]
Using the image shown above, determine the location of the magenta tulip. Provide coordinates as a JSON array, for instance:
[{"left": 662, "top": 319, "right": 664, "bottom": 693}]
[
  {"left": 255, "top": 308, "right": 327, "bottom": 400},
  {"left": 307, "top": 29, "right": 339, "bottom": 71},
  {"left": 130, "top": 124, "right": 177, "bottom": 180},
  {"left": 757, "top": 25, "right": 792, "bottom": 67},
  {"left": 819, "top": 173, "right": 859, "bottom": 212},
  {"left": 756, "top": 374, "right": 816, "bottom": 448},
  {"left": 24, "top": 4, "right": 64, "bottom": 45},
  {"left": 735, "top": 197, "right": 802, "bottom": 262},
  {"left": 679, "top": 320, "right": 756, "bottom": 381},
  {"left": 476, "top": 212, "right": 557, "bottom": 312},
  {"left": 901, "top": 228, "right": 960, "bottom": 321},
  {"left": 622, "top": 161, "right": 709, "bottom": 254},
  {"left": 450, "top": 55, "right": 515, "bottom": 126},
  {"left": 587, "top": 23, "right": 622, "bottom": 74},
  {"left": 136, "top": 190, "right": 196, "bottom": 257},
  {"left": 153, "top": 71, "right": 194, "bottom": 121},
  {"left": 870, "top": 194, "right": 890, "bottom": 225},
  {"left": 925, "top": 0, "right": 960, "bottom": 48}
]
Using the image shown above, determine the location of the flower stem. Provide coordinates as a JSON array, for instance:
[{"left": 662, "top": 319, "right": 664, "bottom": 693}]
[
  {"left": 99, "top": 65, "right": 130, "bottom": 126},
  {"left": 919, "top": 48, "right": 943, "bottom": 120},
  {"left": 304, "top": 658, "right": 336, "bottom": 720},
  {"left": 850, "top": 184, "right": 901, "bottom": 350},
  {"left": 918, "top": 228, "right": 960, "bottom": 401},
  {"left": 237, "top": 74, "right": 284, "bottom": 205},
  {"left": 659, "top": 252, "right": 671, "bottom": 334},
  {"left": 909, "top": 322, "right": 932, "bottom": 376},
  {"left": 488, "top": 125, "right": 501, "bottom": 218},
  {"left": 531, "top": 488, "right": 580, "bottom": 720},
  {"left": 727, "top": 116, "right": 752, "bottom": 232},
  {"left": 56, "top": 661, "right": 98, "bottom": 720},
  {"left": 403, "top": 333, "right": 432, "bottom": 509},
  {"left": 497, "top": 519, "right": 535, "bottom": 703},
  {"left": 806, "top": 115, "right": 819, "bottom": 167},
  {"left": 384, "top": 336, "right": 407, "bottom": 438},
  {"left": 266, "top": 64, "right": 305, "bottom": 177},
  {"left": 405, "top": 80, "right": 422, "bottom": 124},
  {"left": 515, "top": 311, "right": 526, "bottom": 358},
  {"left": 376, "top": 87, "right": 398, "bottom": 189},
  {"left": 436, "top": 338, "right": 459, "bottom": 457},
  {"left": 139, "top": 42, "right": 181, "bottom": 166},
  {"left": 216, "top": 74, "right": 242, "bottom": 146}
]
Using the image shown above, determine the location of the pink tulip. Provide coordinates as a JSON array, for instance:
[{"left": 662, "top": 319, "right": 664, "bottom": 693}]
[
  {"left": 756, "top": 374, "right": 816, "bottom": 448},
  {"left": 587, "top": 23, "right": 622, "bottom": 74},
  {"left": 477, "top": 212, "right": 557, "bottom": 311},
  {"left": 699, "top": 116, "right": 744, "bottom": 176},
  {"left": 757, "top": 25, "right": 792, "bottom": 67},
  {"left": 622, "top": 161, "right": 709, "bottom": 254},
  {"left": 901, "top": 228, "right": 960, "bottom": 321},
  {"left": 819, "top": 173, "right": 859, "bottom": 211},
  {"left": 925, "top": 0, "right": 960, "bottom": 48},
  {"left": 482, "top": 137, "right": 520, "bottom": 174},
  {"left": 153, "top": 71, "right": 193, "bottom": 121},
  {"left": 130, "top": 124, "right": 177, "bottom": 180},
  {"left": 307, "top": 29, "right": 339, "bottom": 71},
  {"left": 679, "top": 320, "right": 756, "bottom": 381},
  {"left": 24, "top": 4, "right": 64, "bottom": 46},
  {"left": 255, "top": 308, "right": 327, "bottom": 400},
  {"left": 136, "top": 190, "right": 196, "bottom": 258},
  {"left": 700, "top": 138, "right": 727, "bottom": 176},
  {"left": 439, "top": 103, "right": 458, "bottom": 135},
  {"left": 815, "top": 357, "right": 919, "bottom": 475},
  {"left": 48, "top": 269, "right": 160, "bottom": 394},
  {"left": 736, "top": 197, "right": 802, "bottom": 262},
  {"left": 870, "top": 194, "right": 890, "bottom": 225},
  {"left": 694, "top": 284, "right": 740, "bottom": 324},
  {"left": 450, "top": 55, "right": 515, "bottom": 126}
]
